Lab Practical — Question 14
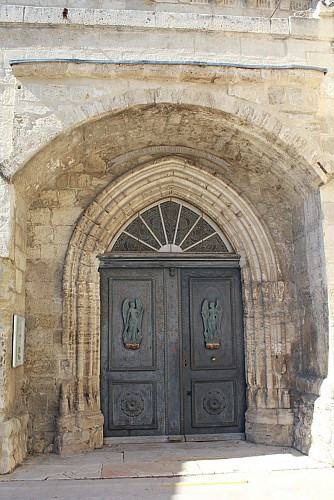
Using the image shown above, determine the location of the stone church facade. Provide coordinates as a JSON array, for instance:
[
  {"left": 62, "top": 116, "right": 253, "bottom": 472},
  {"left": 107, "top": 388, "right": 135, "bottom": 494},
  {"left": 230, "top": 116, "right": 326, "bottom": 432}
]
[{"left": 0, "top": 0, "right": 334, "bottom": 474}]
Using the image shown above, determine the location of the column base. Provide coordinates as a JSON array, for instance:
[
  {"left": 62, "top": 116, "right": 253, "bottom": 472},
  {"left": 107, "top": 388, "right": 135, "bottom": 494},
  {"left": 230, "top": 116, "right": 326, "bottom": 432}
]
[
  {"left": 0, "top": 412, "right": 29, "bottom": 474},
  {"left": 246, "top": 408, "right": 294, "bottom": 447},
  {"left": 55, "top": 411, "right": 104, "bottom": 456}
]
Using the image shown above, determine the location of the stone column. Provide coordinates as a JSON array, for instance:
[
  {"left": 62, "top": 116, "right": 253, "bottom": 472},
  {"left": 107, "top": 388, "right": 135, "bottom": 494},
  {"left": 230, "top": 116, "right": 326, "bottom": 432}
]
[
  {"left": 55, "top": 252, "right": 103, "bottom": 455},
  {"left": 245, "top": 280, "right": 294, "bottom": 447}
]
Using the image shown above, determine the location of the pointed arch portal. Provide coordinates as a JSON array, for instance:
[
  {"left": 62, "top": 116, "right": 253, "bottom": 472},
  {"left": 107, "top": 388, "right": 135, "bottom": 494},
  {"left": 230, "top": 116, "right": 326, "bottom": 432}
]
[{"left": 57, "top": 157, "right": 293, "bottom": 452}]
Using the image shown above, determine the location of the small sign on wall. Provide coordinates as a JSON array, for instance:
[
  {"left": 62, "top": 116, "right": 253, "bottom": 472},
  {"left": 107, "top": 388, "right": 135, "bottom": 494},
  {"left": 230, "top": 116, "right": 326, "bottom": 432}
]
[{"left": 12, "top": 315, "right": 25, "bottom": 368}]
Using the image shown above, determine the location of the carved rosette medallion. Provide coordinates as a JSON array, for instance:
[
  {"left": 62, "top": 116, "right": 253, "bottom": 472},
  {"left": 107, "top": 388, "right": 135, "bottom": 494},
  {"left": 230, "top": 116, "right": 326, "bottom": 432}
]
[
  {"left": 120, "top": 392, "right": 145, "bottom": 417},
  {"left": 203, "top": 391, "right": 226, "bottom": 415}
]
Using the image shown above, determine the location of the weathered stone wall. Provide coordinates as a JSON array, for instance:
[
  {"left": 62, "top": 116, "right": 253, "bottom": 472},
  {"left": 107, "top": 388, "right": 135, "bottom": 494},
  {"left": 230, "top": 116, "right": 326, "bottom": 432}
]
[
  {"left": 293, "top": 192, "right": 328, "bottom": 379},
  {"left": 0, "top": 1, "right": 334, "bottom": 472},
  {"left": 0, "top": 185, "right": 28, "bottom": 473},
  {"left": 291, "top": 191, "right": 328, "bottom": 454},
  {"left": 309, "top": 178, "right": 334, "bottom": 465},
  {"left": 1, "top": 5, "right": 333, "bottom": 180},
  {"left": 24, "top": 183, "right": 83, "bottom": 453}
]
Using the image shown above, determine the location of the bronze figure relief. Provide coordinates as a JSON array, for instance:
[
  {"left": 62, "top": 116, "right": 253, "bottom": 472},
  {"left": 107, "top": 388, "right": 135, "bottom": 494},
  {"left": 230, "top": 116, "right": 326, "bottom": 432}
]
[
  {"left": 201, "top": 299, "right": 223, "bottom": 349},
  {"left": 122, "top": 298, "right": 144, "bottom": 349}
]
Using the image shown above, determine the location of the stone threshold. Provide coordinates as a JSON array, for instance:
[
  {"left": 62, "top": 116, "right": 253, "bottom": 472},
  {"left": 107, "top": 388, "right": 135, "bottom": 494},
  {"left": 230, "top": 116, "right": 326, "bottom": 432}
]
[{"left": 104, "top": 433, "right": 245, "bottom": 445}]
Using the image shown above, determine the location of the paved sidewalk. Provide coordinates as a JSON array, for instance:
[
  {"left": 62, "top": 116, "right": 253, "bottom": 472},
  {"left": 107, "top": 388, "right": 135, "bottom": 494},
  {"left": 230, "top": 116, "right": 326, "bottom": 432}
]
[{"left": 1, "top": 439, "right": 334, "bottom": 499}]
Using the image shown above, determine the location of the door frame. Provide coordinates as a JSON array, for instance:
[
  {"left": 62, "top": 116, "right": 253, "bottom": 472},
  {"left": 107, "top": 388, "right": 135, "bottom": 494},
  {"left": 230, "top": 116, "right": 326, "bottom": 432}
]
[
  {"left": 99, "top": 252, "right": 246, "bottom": 437},
  {"left": 99, "top": 253, "right": 241, "bottom": 270}
]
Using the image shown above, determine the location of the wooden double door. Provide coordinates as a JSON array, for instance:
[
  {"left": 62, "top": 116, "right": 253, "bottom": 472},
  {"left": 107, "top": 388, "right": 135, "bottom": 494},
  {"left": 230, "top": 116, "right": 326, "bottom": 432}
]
[{"left": 100, "top": 259, "right": 245, "bottom": 437}]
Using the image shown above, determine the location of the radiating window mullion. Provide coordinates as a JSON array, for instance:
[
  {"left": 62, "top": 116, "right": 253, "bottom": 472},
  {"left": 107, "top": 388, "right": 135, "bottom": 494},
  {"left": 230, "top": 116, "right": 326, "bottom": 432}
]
[
  {"left": 179, "top": 215, "right": 201, "bottom": 247},
  {"left": 158, "top": 204, "right": 168, "bottom": 245},
  {"left": 183, "top": 232, "right": 218, "bottom": 252},
  {"left": 173, "top": 204, "right": 182, "bottom": 245},
  {"left": 123, "top": 230, "right": 158, "bottom": 251},
  {"left": 139, "top": 214, "right": 163, "bottom": 248}
]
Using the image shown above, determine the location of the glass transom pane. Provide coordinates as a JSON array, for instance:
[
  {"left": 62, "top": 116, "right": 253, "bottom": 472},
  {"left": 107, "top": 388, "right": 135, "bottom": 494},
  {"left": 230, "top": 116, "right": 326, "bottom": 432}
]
[{"left": 111, "top": 200, "right": 231, "bottom": 253}]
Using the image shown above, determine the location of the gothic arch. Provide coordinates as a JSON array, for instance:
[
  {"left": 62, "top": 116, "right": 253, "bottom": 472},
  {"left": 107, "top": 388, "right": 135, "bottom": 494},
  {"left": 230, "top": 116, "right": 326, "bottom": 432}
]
[
  {"left": 57, "top": 156, "right": 291, "bottom": 452},
  {"left": 7, "top": 69, "right": 329, "bottom": 186}
]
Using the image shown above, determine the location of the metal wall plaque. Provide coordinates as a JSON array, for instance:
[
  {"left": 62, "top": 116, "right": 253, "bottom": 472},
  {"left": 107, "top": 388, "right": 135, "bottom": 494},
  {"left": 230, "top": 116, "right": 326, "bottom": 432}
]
[{"left": 12, "top": 315, "right": 25, "bottom": 367}]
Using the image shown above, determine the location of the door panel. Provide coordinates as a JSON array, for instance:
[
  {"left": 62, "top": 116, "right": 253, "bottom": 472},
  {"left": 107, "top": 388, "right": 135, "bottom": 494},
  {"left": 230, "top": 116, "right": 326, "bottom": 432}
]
[
  {"left": 191, "top": 380, "right": 236, "bottom": 428},
  {"left": 100, "top": 268, "right": 166, "bottom": 436},
  {"left": 109, "top": 382, "right": 158, "bottom": 430},
  {"left": 100, "top": 263, "right": 245, "bottom": 437},
  {"left": 109, "top": 278, "right": 156, "bottom": 371},
  {"left": 181, "top": 268, "right": 245, "bottom": 434},
  {"left": 189, "top": 277, "right": 236, "bottom": 371}
]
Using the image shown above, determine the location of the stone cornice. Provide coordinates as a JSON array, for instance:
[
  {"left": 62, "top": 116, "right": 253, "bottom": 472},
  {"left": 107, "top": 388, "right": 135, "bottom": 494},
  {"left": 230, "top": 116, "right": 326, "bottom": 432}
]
[
  {"left": 0, "top": 5, "right": 331, "bottom": 40},
  {"left": 9, "top": 59, "right": 328, "bottom": 79},
  {"left": 0, "top": 6, "right": 287, "bottom": 33}
]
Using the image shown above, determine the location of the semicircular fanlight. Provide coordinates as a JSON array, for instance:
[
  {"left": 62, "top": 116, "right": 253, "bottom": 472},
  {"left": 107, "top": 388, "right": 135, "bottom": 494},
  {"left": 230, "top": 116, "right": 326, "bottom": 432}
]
[{"left": 111, "top": 200, "right": 232, "bottom": 253}]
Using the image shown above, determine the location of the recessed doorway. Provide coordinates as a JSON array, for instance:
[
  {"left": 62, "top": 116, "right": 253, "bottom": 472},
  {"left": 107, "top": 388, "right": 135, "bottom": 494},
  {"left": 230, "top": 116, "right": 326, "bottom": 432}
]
[
  {"left": 100, "top": 258, "right": 245, "bottom": 437},
  {"left": 99, "top": 200, "right": 245, "bottom": 437}
]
